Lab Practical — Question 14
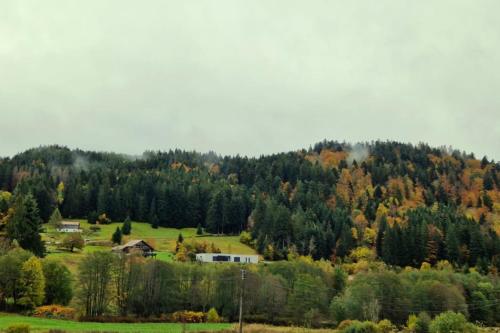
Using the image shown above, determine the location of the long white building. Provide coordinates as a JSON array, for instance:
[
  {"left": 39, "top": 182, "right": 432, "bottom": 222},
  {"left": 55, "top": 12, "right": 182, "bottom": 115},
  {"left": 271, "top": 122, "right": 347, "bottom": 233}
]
[{"left": 196, "top": 253, "right": 259, "bottom": 264}]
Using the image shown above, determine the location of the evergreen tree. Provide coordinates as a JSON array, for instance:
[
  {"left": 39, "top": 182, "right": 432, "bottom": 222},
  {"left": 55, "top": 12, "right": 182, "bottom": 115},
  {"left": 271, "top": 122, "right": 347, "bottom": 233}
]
[
  {"left": 150, "top": 214, "right": 159, "bottom": 229},
  {"left": 122, "top": 216, "right": 132, "bottom": 235},
  {"left": 112, "top": 227, "right": 122, "bottom": 244},
  {"left": 196, "top": 223, "right": 203, "bottom": 235},
  {"left": 48, "top": 207, "right": 63, "bottom": 227},
  {"left": 7, "top": 193, "right": 45, "bottom": 257}
]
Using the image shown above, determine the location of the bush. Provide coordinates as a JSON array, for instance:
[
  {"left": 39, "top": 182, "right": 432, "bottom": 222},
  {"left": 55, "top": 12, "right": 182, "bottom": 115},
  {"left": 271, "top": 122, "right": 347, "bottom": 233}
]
[
  {"left": 377, "top": 319, "right": 396, "bottom": 332},
  {"left": 6, "top": 324, "right": 30, "bottom": 333},
  {"left": 341, "top": 320, "right": 379, "bottom": 333},
  {"left": 34, "top": 305, "right": 77, "bottom": 319},
  {"left": 429, "top": 311, "right": 476, "bottom": 333},
  {"left": 89, "top": 225, "right": 101, "bottom": 232},
  {"left": 171, "top": 310, "right": 205, "bottom": 323},
  {"left": 303, "top": 308, "right": 322, "bottom": 328},
  {"left": 206, "top": 307, "right": 221, "bottom": 323},
  {"left": 239, "top": 231, "right": 253, "bottom": 246},
  {"left": 415, "top": 312, "right": 431, "bottom": 333}
]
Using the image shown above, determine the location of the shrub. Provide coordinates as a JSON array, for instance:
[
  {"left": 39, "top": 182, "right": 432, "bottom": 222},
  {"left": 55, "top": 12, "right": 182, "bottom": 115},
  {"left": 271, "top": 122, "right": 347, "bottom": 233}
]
[
  {"left": 415, "top": 312, "right": 431, "bottom": 333},
  {"left": 341, "top": 320, "right": 379, "bottom": 333},
  {"left": 337, "top": 320, "right": 354, "bottom": 330},
  {"left": 206, "top": 307, "right": 221, "bottom": 323},
  {"left": 303, "top": 308, "right": 322, "bottom": 328},
  {"left": 171, "top": 310, "right": 205, "bottom": 323},
  {"left": 377, "top": 319, "right": 396, "bottom": 332},
  {"left": 429, "top": 311, "right": 476, "bottom": 333},
  {"left": 6, "top": 324, "right": 30, "bottom": 333},
  {"left": 239, "top": 231, "right": 253, "bottom": 246},
  {"left": 89, "top": 225, "right": 101, "bottom": 232},
  {"left": 34, "top": 305, "right": 77, "bottom": 319}
]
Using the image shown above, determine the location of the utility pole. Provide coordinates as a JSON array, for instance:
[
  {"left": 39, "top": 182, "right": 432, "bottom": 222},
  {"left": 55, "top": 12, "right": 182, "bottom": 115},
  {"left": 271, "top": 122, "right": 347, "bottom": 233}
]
[{"left": 238, "top": 269, "right": 246, "bottom": 333}]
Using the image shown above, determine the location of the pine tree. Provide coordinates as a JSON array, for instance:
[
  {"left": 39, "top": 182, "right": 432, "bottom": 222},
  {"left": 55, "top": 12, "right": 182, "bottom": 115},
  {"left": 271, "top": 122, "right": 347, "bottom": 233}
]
[
  {"left": 48, "top": 207, "right": 63, "bottom": 227},
  {"left": 150, "top": 214, "right": 159, "bottom": 229},
  {"left": 196, "top": 223, "right": 203, "bottom": 235},
  {"left": 7, "top": 193, "right": 45, "bottom": 257},
  {"left": 122, "top": 216, "right": 132, "bottom": 235},
  {"left": 112, "top": 227, "right": 122, "bottom": 244}
]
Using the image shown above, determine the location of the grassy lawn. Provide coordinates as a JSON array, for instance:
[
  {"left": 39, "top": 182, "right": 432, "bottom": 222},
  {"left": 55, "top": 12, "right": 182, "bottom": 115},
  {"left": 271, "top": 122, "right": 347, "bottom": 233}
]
[
  {"left": 42, "top": 220, "right": 257, "bottom": 271},
  {"left": 0, "top": 313, "right": 230, "bottom": 333}
]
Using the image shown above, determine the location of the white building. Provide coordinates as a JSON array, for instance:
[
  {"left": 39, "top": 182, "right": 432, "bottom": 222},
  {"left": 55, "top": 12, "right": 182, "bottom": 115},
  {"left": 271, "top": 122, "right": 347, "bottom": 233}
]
[
  {"left": 196, "top": 253, "right": 259, "bottom": 264},
  {"left": 57, "top": 221, "right": 82, "bottom": 233}
]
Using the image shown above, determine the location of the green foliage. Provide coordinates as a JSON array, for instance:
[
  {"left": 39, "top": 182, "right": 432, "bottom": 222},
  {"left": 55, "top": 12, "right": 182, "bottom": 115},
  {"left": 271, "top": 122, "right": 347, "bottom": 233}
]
[
  {"left": 0, "top": 248, "right": 33, "bottom": 305},
  {"left": 6, "top": 194, "right": 45, "bottom": 257},
  {"left": 111, "top": 227, "right": 122, "bottom": 244},
  {"left": 122, "top": 216, "right": 132, "bottom": 235},
  {"left": 206, "top": 307, "right": 220, "bottom": 323},
  {"left": 341, "top": 320, "right": 379, "bottom": 333},
  {"left": 19, "top": 256, "right": 45, "bottom": 309},
  {"left": 87, "top": 211, "right": 98, "bottom": 225},
  {"left": 77, "top": 251, "right": 115, "bottom": 317},
  {"left": 287, "top": 273, "right": 328, "bottom": 323},
  {"left": 239, "top": 231, "right": 252, "bottom": 246},
  {"left": 61, "top": 233, "right": 85, "bottom": 252},
  {"left": 429, "top": 311, "right": 476, "bottom": 333},
  {"left": 48, "top": 208, "right": 63, "bottom": 227},
  {"left": 42, "top": 260, "right": 73, "bottom": 305},
  {"left": 415, "top": 312, "right": 431, "bottom": 333},
  {"left": 196, "top": 223, "right": 203, "bottom": 235}
]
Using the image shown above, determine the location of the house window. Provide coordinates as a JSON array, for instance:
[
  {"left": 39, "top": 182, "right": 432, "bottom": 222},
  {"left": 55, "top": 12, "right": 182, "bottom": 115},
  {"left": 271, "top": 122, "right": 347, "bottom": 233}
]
[
  {"left": 213, "top": 255, "right": 230, "bottom": 262},
  {"left": 233, "top": 257, "right": 240, "bottom": 262}
]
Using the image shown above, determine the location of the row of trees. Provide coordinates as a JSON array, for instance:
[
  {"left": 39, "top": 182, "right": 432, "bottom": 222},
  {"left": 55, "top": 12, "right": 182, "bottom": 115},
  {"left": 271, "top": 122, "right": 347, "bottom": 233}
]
[
  {"left": 75, "top": 253, "right": 500, "bottom": 326},
  {"left": 0, "top": 244, "right": 498, "bottom": 327}
]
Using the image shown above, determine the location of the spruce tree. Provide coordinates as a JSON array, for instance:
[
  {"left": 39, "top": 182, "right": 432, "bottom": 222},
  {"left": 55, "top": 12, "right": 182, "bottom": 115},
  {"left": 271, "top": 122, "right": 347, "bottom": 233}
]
[
  {"left": 122, "top": 216, "right": 132, "bottom": 235},
  {"left": 196, "top": 223, "right": 203, "bottom": 235},
  {"left": 48, "top": 207, "right": 63, "bottom": 227},
  {"left": 7, "top": 193, "right": 45, "bottom": 257},
  {"left": 112, "top": 227, "right": 122, "bottom": 244}
]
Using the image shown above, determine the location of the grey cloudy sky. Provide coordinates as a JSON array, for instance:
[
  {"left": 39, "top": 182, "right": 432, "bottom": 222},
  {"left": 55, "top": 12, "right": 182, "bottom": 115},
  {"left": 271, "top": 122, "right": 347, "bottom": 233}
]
[{"left": 1, "top": 1, "right": 499, "bottom": 159}]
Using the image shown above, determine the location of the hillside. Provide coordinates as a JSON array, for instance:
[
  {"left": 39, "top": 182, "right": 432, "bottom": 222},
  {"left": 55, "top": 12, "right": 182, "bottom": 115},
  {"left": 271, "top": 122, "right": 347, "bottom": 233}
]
[{"left": 0, "top": 141, "right": 499, "bottom": 269}]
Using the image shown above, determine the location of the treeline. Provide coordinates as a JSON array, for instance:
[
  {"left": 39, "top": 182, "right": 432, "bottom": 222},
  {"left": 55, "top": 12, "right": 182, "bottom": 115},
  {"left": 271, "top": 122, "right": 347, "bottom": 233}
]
[
  {"left": 0, "top": 142, "right": 498, "bottom": 268},
  {"left": 2, "top": 246, "right": 499, "bottom": 328}
]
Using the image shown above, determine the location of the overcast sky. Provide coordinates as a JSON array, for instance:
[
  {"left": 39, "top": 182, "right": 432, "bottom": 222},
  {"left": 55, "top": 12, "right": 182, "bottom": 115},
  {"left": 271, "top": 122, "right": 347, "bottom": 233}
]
[{"left": 1, "top": 1, "right": 499, "bottom": 160}]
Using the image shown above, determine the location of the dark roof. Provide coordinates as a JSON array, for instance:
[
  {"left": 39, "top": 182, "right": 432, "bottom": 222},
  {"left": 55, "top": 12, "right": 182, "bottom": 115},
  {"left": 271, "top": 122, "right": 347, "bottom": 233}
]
[{"left": 112, "top": 239, "right": 155, "bottom": 252}]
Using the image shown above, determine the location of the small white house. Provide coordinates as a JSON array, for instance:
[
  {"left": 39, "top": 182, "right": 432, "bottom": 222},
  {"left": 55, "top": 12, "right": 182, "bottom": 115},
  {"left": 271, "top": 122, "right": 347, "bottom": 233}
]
[
  {"left": 57, "top": 221, "right": 82, "bottom": 233},
  {"left": 196, "top": 253, "right": 259, "bottom": 264}
]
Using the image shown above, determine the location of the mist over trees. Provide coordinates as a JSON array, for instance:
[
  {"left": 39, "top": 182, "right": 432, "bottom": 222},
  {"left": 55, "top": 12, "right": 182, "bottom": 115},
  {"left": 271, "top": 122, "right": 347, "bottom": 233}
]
[{"left": 0, "top": 141, "right": 498, "bottom": 268}]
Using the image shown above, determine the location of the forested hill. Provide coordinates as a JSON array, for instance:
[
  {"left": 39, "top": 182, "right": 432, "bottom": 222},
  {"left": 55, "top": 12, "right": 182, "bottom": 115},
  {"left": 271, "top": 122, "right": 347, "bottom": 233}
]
[{"left": 0, "top": 141, "right": 499, "bottom": 268}]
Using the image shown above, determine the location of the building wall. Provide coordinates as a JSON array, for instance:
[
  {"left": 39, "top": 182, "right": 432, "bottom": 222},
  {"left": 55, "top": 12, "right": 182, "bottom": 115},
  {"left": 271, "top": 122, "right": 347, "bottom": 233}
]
[{"left": 196, "top": 253, "right": 259, "bottom": 264}]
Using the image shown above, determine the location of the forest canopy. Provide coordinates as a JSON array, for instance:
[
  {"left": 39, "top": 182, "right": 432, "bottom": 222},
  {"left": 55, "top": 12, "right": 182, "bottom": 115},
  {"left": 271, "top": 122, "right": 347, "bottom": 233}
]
[{"left": 0, "top": 141, "right": 498, "bottom": 269}]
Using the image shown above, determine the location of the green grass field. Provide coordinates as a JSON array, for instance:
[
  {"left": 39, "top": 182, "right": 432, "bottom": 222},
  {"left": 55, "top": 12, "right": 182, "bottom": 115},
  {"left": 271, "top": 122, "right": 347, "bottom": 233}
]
[
  {"left": 0, "top": 313, "right": 230, "bottom": 332},
  {"left": 42, "top": 220, "right": 256, "bottom": 272}
]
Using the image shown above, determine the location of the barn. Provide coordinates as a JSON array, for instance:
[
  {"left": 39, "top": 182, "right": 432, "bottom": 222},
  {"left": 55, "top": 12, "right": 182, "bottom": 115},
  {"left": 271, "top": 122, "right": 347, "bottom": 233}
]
[
  {"left": 112, "top": 239, "right": 156, "bottom": 257},
  {"left": 196, "top": 253, "right": 259, "bottom": 264}
]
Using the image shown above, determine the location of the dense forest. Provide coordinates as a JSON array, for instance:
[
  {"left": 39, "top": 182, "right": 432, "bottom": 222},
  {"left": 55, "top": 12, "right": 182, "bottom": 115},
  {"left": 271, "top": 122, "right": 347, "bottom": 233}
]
[{"left": 0, "top": 141, "right": 499, "bottom": 270}]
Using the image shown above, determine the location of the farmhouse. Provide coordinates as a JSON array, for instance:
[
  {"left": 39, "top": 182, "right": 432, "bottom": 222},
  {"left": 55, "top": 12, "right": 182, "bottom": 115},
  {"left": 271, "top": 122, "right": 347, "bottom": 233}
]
[
  {"left": 112, "top": 239, "right": 156, "bottom": 257},
  {"left": 57, "top": 221, "right": 82, "bottom": 233},
  {"left": 196, "top": 253, "right": 259, "bottom": 264}
]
